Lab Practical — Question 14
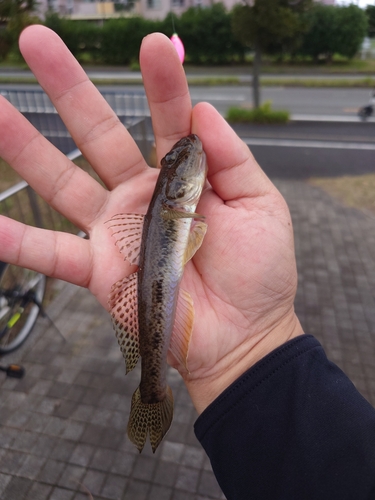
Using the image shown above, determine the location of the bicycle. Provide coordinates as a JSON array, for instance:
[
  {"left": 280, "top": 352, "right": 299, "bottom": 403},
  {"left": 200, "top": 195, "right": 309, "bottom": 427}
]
[
  {"left": 358, "top": 104, "right": 373, "bottom": 121},
  {"left": 0, "top": 261, "right": 46, "bottom": 355}
]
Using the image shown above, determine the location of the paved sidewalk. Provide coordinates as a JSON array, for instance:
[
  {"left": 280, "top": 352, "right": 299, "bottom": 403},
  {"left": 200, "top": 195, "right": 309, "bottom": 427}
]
[{"left": 1, "top": 176, "right": 375, "bottom": 499}]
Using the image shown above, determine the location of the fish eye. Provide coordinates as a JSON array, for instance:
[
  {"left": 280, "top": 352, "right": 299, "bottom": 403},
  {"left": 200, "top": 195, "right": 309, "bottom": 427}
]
[{"left": 165, "top": 151, "right": 178, "bottom": 164}]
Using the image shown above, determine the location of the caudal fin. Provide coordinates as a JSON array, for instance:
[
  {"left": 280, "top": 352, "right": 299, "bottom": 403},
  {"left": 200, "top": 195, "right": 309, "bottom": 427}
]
[{"left": 127, "top": 386, "right": 174, "bottom": 453}]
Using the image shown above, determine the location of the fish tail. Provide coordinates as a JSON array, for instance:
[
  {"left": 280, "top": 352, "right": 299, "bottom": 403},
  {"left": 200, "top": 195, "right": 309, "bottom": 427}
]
[{"left": 127, "top": 386, "right": 174, "bottom": 453}]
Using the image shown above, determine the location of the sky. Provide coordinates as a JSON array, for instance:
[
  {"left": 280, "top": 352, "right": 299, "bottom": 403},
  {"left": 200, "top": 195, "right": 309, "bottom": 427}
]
[{"left": 336, "top": 0, "right": 374, "bottom": 6}]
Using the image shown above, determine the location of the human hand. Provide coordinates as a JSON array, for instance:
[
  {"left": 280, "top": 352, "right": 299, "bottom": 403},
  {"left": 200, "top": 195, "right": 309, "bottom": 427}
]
[{"left": 0, "top": 26, "right": 302, "bottom": 414}]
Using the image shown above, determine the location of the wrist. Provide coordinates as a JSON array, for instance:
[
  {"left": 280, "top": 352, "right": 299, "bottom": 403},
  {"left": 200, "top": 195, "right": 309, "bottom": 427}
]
[{"left": 184, "top": 313, "right": 303, "bottom": 414}]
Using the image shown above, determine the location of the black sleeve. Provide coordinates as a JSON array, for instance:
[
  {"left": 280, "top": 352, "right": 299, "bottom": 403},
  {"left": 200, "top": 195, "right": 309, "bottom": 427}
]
[{"left": 194, "top": 335, "right": 375, "bottom": 500}]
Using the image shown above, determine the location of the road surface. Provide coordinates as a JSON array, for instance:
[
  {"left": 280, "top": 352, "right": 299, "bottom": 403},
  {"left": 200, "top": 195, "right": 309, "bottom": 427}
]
[
  {"left": 1, "top": 83, "right": 373, "bottom": 118},
  {"left": 1, "top": 84, "right": 374, "bottom": 181}
]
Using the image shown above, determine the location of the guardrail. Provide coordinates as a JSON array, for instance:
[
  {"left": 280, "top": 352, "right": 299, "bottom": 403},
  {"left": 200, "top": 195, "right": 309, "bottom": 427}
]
[
  {"left": 0, "top": 89, "right": 154, "bottom": 235},
  {"left": 0, "top": 149, "right": 84, "bottom": 236},
  {"left": 1, "top": 89, "right": 150, "bottom": 116},
  {"left": 0, "top": 89, "right": 153, "bottom": 156}
]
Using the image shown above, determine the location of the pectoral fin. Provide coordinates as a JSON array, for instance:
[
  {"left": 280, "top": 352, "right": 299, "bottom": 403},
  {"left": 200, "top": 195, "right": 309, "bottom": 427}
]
[
  {"left": 183, "top": 221, "right": 208, "bottom": 265},
  {"left": 108, "top": 273, "right": 140, "bottom": 374},
  {"left": 105, "top": 213, "right": 144, "bottom": 266},
  {"left": 169, "top": 289, "right": 195, "bottom": 372},
  {"left": 162, "top": 208, "right": 205, "bottom": 221}
]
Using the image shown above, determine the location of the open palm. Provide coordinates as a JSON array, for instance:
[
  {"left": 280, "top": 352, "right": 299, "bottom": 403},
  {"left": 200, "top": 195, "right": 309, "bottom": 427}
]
[{"left": 0, "top": 26, "right": 302, "bottom": 412}]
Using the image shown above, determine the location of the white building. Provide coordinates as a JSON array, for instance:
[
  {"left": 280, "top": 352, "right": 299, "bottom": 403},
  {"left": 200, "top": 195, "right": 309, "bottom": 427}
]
[{"left": 37, "top": 0, "right": 336, "bottom": 21}]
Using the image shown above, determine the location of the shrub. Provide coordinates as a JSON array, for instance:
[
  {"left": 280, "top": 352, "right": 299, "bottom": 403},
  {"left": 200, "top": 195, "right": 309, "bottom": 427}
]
[
  {"left": 226, "top": 101, "right": 290, "bottom": 124},
  {"left": 101, "top": 17, "right": 161, "bottom": 65},
  {"left": 45, "top": 15, "right": 102, "bottom": 62},
  {"left": 177, "top": 4, "right": 245, "bottom": 64}
]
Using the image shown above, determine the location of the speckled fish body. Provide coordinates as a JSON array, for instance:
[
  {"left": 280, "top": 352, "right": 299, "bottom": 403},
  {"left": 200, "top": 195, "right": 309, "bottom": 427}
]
[{"left": 106, "top": 134, "right": 207, "bottom": 453}]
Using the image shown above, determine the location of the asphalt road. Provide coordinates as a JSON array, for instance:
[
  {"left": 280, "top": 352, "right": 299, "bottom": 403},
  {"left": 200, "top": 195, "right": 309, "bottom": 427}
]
[
  {"left": 1, "top": 83, "right": 373, "bottom": 118},
  {"left": 231, "top": 122, "right": 375, "bottom": 180},
  {"left": 1, "top": 84, "right": 374, "bottom": 181}
]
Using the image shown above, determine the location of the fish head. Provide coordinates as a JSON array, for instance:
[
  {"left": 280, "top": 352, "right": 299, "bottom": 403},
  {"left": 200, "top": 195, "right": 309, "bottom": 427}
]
[{"left": 161, "top": 134, "right": 207, "bottom": 209}]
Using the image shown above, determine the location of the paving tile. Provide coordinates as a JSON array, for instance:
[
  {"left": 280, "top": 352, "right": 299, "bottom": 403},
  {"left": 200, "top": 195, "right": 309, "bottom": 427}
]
[
  {"left": 5, "top": 409, "right": 30, "bottom": 430},
  {"left": 2, "top": 476, "right": 33, "bottom": 499},
  {"left": 0, "top": 426, "right": 18, "bottom": 449},
  {"left": 58, "top": 464, "right": 86, "bottom": 490},
  {"left": 148, "top": 484, "right": 173, "bottom": 500},
  {"left": 124, "top": 479, "right": 150, "bottom": 500},
  {"left": 24, "top": 412, "right": 51, "bottom": 433},
  {"left": 171, "top": 490, "right": 195, "bottom": 500},
  {"left": 81, "top": 468, "right": 106, "bottom": 497},
  {"left": 100, "top": 473, "right": 127, "bottom": 499},
  {"left": 0, "top": 449, "right": 27, "bottom": 475},
  {"left": 198, "top": 470, "right": 224, "bottom": 498},
  {"left": 45, "top": 416, "right": 67, "bottom": 437},
  {"left": 17, "top": 454, "right": 46, "bottom": 480},
  {"left": 25, "top": 481, "right": 53, "bottom": 500},
  {"left": 133, "top": 455, "right": 157, "bottom": 481},
  {"left": 61, "top": 421, "right": 85, "bottom": 441},
  {"left": 65, "top": 385, "right": 87, "bottom": 403},
  {"left": 11, "top": 430, "right": 39, "bottom": 453},
  {"left": 69, "top": 443, "right": 95, "bottom": 467},
  {"left": 160, "top": 441, "right": 185, "bottom": 464},
  {"left": 175, "top": 466, "right": 199, "bottom": 493},
  {"left": 181, "top": 445, "right": 205, "bottom": 469},
  {"left": 38, "top": 459, "right": 66, "bottom": 485},
  {"left": 110, "top": 451, "right": 136, "bottom": 476},
  {"left": 0, "top": 472, "right": 12, "bottom": 496},
  {"left": 153, "top": 460, "right": 179, "bottom": 487},
  {"left": 53, "top": 400, "right": 79, "bottom": 419},
  {"left": 71, "top": 404, "right": 96, "bottom": 423},
  {"left": 50, "top": 440, "right": 75, "bottom": 463},
  {"left": 101, "top": 427, "right": 125, "bottom": 450},
  {"left": 90, "top": 447, "right": 117, "bottom": 472},
  {"left": 80, "top": 423, "right": 105, "bottom": 446},
  {"left": 49, "top": 486, "right": 75, "bottom": 500}
]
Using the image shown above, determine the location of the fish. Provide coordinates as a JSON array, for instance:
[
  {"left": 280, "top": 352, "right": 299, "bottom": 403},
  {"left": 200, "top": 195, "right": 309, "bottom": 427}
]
[{"left": 106, "top": 134, "right": 208, "bottom": 453}]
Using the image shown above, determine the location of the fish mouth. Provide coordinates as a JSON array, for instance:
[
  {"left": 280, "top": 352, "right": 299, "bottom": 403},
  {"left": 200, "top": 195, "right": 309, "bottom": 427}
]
[{"left": 174, "top": 134, "right": 203, "bottom": 151}]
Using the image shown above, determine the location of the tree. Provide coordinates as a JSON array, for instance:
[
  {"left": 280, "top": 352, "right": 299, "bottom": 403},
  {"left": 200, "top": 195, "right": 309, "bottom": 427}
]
[
  {"left": 0, "top": 0, "right": 39, "bottom": 59},
  {"left": 176, "top": 4, "right": 245, "bottom": 65},
  {"left": 300, "top": 4, "right": 368, "bottom": 62},
  {"left": 231, "top": 0, "right": 312, "bottom": 108},
  {"left": 365, "top": 5, "right": 375, "bottom": 38}
]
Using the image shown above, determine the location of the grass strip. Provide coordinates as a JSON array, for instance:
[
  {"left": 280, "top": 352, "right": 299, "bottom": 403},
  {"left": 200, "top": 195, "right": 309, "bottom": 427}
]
[
  {"left": 309, "top": 174, "right": 375, "bottom": 214},
  {"left": 0, "top": 76, "right": 374, "bottom": 88}
]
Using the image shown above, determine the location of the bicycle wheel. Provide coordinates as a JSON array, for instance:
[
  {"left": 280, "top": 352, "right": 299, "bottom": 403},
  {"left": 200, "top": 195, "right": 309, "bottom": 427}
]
[{"left": 0, "top": 264, "right": 46, "bottom": 354}]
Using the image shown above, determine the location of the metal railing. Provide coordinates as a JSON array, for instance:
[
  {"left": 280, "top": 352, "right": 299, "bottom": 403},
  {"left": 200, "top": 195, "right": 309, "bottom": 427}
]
[
  {"left": 0, "top": 149, "right": 84, "bottom": 236},
  {"left": 0, "top": 89, "right": 153, "bottom": 156},
  {"left": 0, "top": 89, "right": 154, "bottom": 234},
  {"left": 1, "top": 89, "right": 150, "bottom": 116}
]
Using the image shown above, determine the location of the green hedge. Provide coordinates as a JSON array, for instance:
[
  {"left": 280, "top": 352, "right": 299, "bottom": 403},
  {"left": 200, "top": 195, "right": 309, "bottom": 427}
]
[
  {"left": 41, "top": 3, "right": 368, "bottom": 66},
  {"left": 226, "top": 102, "right": 290, "bottom": 124},
  {"left": 44, "top": 5, "right": 244, "bottom": 65}
]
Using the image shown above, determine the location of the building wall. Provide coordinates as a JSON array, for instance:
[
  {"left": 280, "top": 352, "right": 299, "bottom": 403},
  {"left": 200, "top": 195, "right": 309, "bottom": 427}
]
[{"left": 38, "top": 0, "right": 336, "bottom": 21}]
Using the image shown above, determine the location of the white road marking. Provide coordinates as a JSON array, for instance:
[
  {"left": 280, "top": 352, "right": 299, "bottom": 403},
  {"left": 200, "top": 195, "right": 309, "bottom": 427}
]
[{"left": 242, "top": 137, "right": 375, "bottom": 150}]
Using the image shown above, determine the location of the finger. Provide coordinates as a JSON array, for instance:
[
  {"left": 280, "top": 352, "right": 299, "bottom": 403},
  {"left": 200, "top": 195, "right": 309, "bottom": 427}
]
[
  {"left": 192, "top": 103, "right": 275, "bottom": 203},
  {"left": 0, "top": 97, "right": 107, "bottom": 231},
  {"left": 19, "top": 25, "right": 147, "bottom": 188},
  {"left": 0, "top": 215, "right": 93, "bottom": 288},
  {"left": 140, "top": 33, "right": 192, "bottom": 161}
]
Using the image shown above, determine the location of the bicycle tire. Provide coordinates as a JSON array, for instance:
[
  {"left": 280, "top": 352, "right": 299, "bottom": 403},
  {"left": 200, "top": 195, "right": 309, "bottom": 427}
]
[{"left": 0, "top": 264, "right": 46, "bottom": 354}]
